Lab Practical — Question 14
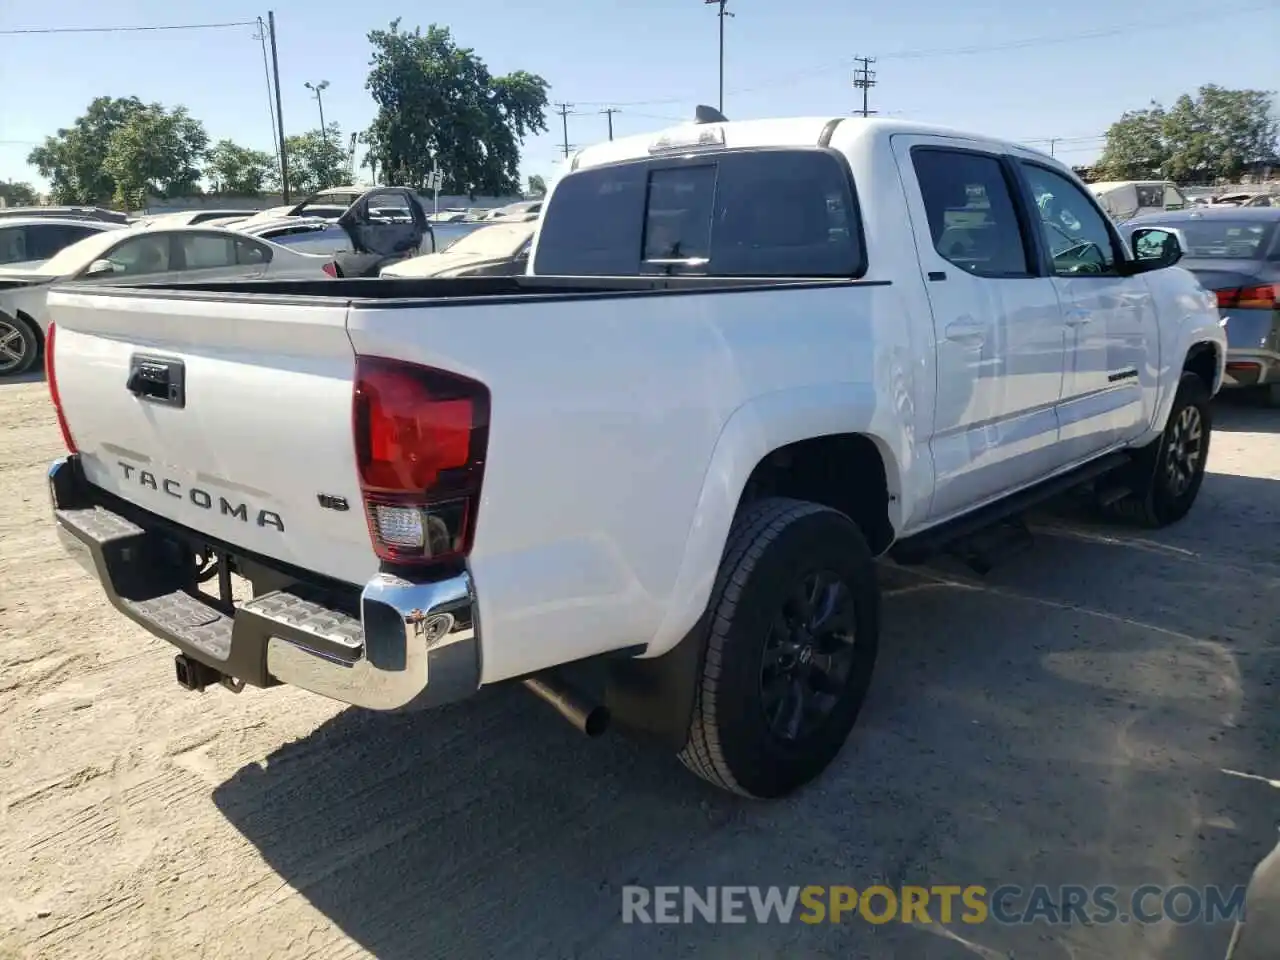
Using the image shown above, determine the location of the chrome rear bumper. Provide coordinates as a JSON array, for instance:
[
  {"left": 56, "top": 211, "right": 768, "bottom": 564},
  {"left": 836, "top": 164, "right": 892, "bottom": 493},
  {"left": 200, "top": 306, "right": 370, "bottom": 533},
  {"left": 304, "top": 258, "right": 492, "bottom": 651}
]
[{"left": 48, "top": 455, "right": 480, "bottom": 711}]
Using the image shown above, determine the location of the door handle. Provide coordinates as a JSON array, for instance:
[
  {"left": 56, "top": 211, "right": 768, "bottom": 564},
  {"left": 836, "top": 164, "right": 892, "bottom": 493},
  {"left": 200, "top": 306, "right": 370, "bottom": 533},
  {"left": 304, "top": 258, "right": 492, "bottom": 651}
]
[
  {"left": 1063, "top": 309, "right": 1093, "bottom": 327},
  {"left": 944, "top": 319, "right": 986, "bottom": 344}
]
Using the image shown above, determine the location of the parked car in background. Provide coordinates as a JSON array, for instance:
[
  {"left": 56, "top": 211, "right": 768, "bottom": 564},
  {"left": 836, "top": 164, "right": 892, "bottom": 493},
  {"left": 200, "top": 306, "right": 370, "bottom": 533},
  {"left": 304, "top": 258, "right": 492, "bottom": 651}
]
[
  {"left": 0, "top": 205, "right": 131, "bottom": 225},
  {"left": 1128, "top": 207, "right": 1280, "bottom": 403},
  {"left": 238, "top": 186, "right": 435, "bottom": 278},
  {"left": 483, "top": 199, "right": 542, "bottom": 223},
  {"left": 1211, "top": 192, "right": 1274, "bottom": 208},
  {"left": 238, "top": 216, "right": 358, "bottom": 256},
  {"left": 1090, "top": 180, "right": 1188, "bottom": 222},
  {"left": 133, "top": 209, "right": 263, "bottom": 228},
  {"left": 0, "top": 226, "right": 337, "bottom": 377},
  {"left": 0, "top": 217, "right": 126, "bottom": 271},
  {"left": 379, "top": 220, "right": 536, "bottom": 278}
]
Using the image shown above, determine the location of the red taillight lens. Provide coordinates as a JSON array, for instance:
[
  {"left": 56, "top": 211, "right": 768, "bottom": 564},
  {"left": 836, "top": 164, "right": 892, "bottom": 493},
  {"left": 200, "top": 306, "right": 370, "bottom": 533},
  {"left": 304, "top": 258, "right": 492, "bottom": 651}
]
[
  {"left": 352, "top": 355, "right": 489, "bottom": 566},
  {"left": 1237, "top": 284, "right": 1277, "bottom": 309},
  {"left": 322, "top": 261, "right": 338, "bottom": 278},
  {"left": 44, "top": 322, "right": 77, "bottom": 453},
  {"left": 1216, "top": 284, "right": 1277, "bottom": 309}
]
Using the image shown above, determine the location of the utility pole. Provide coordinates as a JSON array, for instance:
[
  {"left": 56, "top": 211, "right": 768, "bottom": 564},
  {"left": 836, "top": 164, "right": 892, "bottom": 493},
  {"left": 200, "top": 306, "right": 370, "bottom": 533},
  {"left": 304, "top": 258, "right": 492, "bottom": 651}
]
[
  {"left": 267, "top": 11, "right": 290, "bottom": 202},
  {"left": 1048, "top": 138, "right": 1059, "bottom": 157},
  {"left": 852, "top": 56, "right": 878, "bottom": 118},
  {"left": 600, "top": 107, "right": 620, "bottom": 141},
  {"left": 555, "top": 102, "right": 575, "bottom": 157},
  {"left": 305, "top": 80, "right": 330, "bottom": 140},
  {"left": 703, "top": 0, "right": 734, "bottom": 113}
]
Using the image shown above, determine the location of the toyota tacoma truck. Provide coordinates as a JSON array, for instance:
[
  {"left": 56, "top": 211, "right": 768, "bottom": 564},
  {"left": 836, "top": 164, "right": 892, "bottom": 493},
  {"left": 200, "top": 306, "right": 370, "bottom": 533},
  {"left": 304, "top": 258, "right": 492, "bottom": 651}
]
[{"left": 43, "top": 115, "right": 1225, "bottom": 799}]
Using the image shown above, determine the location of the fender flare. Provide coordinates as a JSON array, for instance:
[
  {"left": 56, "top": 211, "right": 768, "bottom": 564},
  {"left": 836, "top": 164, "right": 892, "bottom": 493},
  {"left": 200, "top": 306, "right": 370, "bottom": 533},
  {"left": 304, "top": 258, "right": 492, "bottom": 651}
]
[{"left": 643, "top": 381, "right": 908, "bottom": 660}]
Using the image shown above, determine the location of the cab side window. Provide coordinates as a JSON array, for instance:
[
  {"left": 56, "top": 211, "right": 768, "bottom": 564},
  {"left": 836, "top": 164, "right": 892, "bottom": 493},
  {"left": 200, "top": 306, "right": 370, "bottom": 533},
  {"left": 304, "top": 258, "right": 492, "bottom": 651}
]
[
  {"left": 1019, "top": 163, "right": 1120, "bottom": 277},
  {"left": 911, "top": 148, "right": 1032, "bottom": 278}
]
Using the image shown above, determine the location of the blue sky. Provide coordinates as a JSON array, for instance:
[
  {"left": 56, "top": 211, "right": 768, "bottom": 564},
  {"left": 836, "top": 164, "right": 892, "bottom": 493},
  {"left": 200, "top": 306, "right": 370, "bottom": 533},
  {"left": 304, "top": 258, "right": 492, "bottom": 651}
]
[{"left": 2, "top": 0, "right": 1278, "bottom": 194}]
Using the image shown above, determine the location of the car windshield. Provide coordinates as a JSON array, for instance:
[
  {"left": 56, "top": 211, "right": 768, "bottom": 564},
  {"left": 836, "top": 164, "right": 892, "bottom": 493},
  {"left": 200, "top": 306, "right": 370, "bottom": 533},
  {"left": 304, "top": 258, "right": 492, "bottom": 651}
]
[{"left": 1155, "top": 219, "right": 1277, "bottom": 259}]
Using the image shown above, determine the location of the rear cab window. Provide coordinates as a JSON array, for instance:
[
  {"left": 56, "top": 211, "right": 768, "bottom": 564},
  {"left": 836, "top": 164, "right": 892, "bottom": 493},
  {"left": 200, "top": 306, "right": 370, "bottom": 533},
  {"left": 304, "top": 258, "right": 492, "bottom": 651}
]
[
  {"left": 910, "top": 148, "right": 1033, "bottom": 278},
  {"left": 533, "top": 148, "right": 864, "bottom": 277}
]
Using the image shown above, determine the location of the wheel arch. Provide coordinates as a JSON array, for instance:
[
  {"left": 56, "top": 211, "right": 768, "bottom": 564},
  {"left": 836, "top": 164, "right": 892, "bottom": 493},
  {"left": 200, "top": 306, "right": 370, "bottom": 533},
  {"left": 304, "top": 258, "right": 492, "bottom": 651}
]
[
  {"left": 646, "top": 384, "right": 908, "bottom": 661},
  {"left": 1184, "top": 339, "right": 1222, "bottom": 394}
]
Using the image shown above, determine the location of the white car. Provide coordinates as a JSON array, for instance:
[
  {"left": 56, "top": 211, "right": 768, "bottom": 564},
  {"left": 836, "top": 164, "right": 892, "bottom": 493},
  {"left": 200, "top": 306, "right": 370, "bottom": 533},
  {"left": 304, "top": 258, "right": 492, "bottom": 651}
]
[
  {"left": 42, "top": 114, "right": 1225, "bottom": 799},
  {"left": 0, "top": 226, "right": 334, "bottom": 376},
  {"left": 379, "top": 221, "right": 535, "bottom": 278},
  {"left": 0, "top": 217, "right": 126, "bottom": 272},
  {"left": 132, "top": 209, "right": 263, "bottom": 229}
]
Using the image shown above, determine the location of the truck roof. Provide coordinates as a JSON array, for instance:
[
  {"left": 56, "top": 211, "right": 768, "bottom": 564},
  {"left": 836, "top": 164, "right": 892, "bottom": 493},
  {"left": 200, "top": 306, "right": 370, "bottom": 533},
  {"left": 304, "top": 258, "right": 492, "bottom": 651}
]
[{"left": 571, "top": 115, "right": 1055, "bottom": 172}]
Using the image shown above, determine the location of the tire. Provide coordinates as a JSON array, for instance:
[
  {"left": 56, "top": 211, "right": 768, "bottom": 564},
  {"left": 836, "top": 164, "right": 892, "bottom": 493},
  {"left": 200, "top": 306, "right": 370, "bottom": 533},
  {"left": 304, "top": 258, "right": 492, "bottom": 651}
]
[
  {"left": 1103, "top": 372, "right": 1212, "bottom": 528},
  {"left": 678, "top": 497, "right": 880, "bottom": 799},
  {"left": 0, "top": 312, "right": 40, "bottom": 378}
]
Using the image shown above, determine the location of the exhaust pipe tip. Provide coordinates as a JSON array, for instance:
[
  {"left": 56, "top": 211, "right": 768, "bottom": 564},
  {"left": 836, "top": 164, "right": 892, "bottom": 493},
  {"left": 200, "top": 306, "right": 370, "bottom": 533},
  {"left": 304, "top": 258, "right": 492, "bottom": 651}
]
[
  {"left": 523, "top": 675, "right": 610, "bottom": 737},
  {"left": 580, "top": 704, "right": 610, "bottom": 738}
]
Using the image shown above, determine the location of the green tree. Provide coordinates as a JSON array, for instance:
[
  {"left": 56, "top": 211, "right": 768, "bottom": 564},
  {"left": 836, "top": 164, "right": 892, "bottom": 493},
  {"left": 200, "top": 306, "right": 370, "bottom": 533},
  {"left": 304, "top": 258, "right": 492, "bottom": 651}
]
[
  {"left": 1097, "top": 86, "right": 1278, "bottom": 183},
  {"left": 526, "top": 174, "right": 547, "bottom": 197},
  {"left": 102, "top": 103, "right": 209, "bottom": 209},
  {"left": 0, "top": 180, "right": 39, "bottom": 207},
  {"left": 364, "top": 20, "right": 549, "bottom": 196},
  {"left": 284, "top": 124, "right": 350, "bottom": 195},
  {"left": 206, "top": 140, "right": 278, "bottom": 196},
  {"left": 27, "top": 96, "right": 147, "bottom": 204},
  {"left": 1096, "top": 105, "right": 1170, "bottom": 181}
]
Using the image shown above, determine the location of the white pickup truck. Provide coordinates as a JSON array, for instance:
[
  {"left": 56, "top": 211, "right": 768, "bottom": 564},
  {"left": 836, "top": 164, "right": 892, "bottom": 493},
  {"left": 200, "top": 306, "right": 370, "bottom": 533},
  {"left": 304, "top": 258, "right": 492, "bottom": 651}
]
[{"left": 44, "top": 116, "right": 1225, "bottom": 799}]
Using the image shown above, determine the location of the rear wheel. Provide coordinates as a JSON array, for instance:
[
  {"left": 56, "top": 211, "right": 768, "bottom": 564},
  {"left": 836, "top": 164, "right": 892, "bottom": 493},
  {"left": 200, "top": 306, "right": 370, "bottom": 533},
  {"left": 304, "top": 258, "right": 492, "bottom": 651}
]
[
  {"left": 0, "top": 313, "right": 40, "bottom": 377},
  {"left": 1103, "top": 372, "right": 1211, "bottom": 528},
  {"left": 678, "top": 498, "right": 880, "bottom": 799}
]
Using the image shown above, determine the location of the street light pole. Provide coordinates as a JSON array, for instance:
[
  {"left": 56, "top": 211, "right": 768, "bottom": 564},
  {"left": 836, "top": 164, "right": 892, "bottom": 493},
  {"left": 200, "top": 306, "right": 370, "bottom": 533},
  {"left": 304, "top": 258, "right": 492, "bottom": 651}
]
[
  {"left": 304, "top": 80, "right": 330, "bottom": 139},
  {"left": 703, "top": 0, "right": 733, "bottom": 113}
]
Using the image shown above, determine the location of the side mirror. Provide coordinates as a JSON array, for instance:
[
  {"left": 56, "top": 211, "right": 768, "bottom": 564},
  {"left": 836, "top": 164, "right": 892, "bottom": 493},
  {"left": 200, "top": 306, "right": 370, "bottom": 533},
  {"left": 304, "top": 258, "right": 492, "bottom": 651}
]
[
  {"left": 1129, "top": 227, "right": 1183, "bottom": 271},
  {"left": 84, "top": 259, "right": 120, "bottom": 277}
]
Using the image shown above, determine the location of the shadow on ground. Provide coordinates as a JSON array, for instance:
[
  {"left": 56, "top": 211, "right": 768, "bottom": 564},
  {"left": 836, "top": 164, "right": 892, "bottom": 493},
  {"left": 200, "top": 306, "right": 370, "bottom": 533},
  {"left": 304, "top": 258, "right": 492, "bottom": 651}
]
[
  {"left": 0, "top": 370, "right": 44, "bottom": 387},
  {"left": 1213, "top": 394, "right": 1279, "bottom": 434},
  {"left": 213, "top": 471, "right": 1280, "bottom": 960}
]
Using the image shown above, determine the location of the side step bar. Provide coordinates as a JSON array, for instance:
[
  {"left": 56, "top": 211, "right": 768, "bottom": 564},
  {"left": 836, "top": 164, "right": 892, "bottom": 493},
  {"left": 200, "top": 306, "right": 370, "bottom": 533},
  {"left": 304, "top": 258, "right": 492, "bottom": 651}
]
[{"left": 891, "top": 451, "right": 1131, "bottom": 566}]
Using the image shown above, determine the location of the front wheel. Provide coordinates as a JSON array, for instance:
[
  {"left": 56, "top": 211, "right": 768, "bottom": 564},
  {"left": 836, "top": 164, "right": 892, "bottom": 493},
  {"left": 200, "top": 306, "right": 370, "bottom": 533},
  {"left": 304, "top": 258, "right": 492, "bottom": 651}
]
[
  {"left": 678, "top": 498, "right": 880, "bottom": 799},
  {"left": 1103, "top": 372, "right": 1212, "bottom": 528},
  {"left": 0, "top": 313, "right": 40, "bottom": 378}
]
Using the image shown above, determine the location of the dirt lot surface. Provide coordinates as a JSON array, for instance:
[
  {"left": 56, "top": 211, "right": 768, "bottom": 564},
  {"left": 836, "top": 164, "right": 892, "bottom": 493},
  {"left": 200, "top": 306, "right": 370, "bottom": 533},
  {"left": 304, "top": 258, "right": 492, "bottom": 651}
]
[{"left": 1, "top": 374, "right": 1278, "bottom": 960}]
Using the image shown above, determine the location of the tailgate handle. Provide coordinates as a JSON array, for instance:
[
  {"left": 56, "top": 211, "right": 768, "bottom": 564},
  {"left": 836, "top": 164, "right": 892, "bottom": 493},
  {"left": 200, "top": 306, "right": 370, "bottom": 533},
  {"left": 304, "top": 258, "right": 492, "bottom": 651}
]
[{"left": 127, "top": 356, "right": 186, "bottom": 408}]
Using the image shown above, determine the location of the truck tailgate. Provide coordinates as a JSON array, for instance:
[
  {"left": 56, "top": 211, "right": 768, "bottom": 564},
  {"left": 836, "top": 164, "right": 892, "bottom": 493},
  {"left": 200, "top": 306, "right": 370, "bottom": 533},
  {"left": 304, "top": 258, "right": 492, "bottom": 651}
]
[{"left": 48, "top": 288, "right": 377, "bottom": 586}]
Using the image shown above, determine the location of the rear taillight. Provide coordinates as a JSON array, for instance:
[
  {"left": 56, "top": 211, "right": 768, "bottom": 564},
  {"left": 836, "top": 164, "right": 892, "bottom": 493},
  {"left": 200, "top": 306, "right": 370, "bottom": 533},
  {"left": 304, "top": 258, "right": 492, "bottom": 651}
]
[
  {"left": 1216, "top": 284, "right": 1277, "bottom": 309},
  {"left": 45, "top": 322, "right": 77, "bottom": 453},
  {"left": 352, "top": 356, "right": 490, "bottom": 566},
  {"left": 322, "top": 261, "right": 338, "bottom": 278}
]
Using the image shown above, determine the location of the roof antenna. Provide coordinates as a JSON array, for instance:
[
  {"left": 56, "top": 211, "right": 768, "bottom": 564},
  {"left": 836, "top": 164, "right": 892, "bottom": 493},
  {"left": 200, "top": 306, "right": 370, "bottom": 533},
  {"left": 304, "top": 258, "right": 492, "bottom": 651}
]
[{"left": 694, "top": 104, "right": 728, "bottom": 124}]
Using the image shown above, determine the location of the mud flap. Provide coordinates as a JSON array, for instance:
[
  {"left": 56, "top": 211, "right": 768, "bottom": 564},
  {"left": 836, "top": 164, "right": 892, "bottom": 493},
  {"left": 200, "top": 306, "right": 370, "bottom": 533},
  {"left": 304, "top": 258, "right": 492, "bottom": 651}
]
[{"left": 603, "top": 616, "right": 710, "bottom": 752}]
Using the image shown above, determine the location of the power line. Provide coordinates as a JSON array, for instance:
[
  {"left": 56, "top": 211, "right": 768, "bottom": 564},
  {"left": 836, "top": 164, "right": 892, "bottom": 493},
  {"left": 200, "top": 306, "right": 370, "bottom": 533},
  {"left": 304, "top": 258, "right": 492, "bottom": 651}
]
[
  {"left": 0, "top": 20, "right": 256, "bottom": 35},
  {"left": 252, "top": 17, "right": 282, "bottom": 174},
  {"left": 569, "top": 0, "right": 1280, "bottom": 108}
]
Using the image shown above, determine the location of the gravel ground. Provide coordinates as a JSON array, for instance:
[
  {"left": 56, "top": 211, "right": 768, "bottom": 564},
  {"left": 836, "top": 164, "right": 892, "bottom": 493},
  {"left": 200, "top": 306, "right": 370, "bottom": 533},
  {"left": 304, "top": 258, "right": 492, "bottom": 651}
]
[{"left": 1, "top": 374, "right": 1277, "bottom": 960}]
